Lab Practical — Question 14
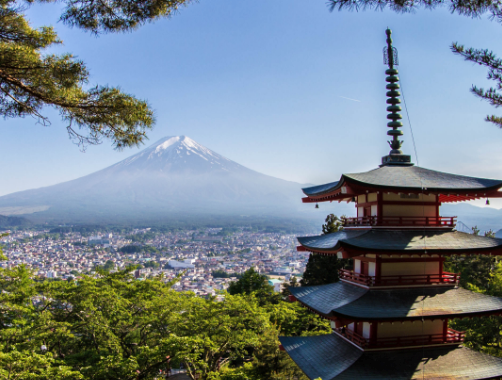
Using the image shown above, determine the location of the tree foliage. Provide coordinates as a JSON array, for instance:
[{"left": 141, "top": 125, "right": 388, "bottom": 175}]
[
  {"left": 281, "top": 276, "right": 299, "bottom": 297},
  {"left": 227, "top": 268, "right": 275, "bottom": 300},
  {"left": 327, "top": 0, "right": 502, "bottom": 18},
  {"left": 0, "top": 0, "right": 191, "bottom": 148},
  {"left": 301, "top": 253, "right": 347, "bottom": 286},
  {"left": 449, "top": 260, "right": 502, "bottom": 358},
  {"left": 451, "top": 44, "right": 502, "bottom": 128},
  {"left": 322, "top": 213, "right": 344, "bottom": 235},
  {"left": 301, "top": 214, "right": 347, "bottom": 286},
  {"left": 0, "top": 263, "right": 320, "bottom": 380},
  {"left": 445, "top": 254, "right": 495, "bottom": 289}
]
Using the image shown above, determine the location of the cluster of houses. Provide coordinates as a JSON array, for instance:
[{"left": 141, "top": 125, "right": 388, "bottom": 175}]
[{"left": 0, "top": 227, "right": 310, "bottom": 296}]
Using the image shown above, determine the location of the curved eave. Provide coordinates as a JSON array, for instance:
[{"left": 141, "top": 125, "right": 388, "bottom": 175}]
[
  {"left": 343, "top": 174, "right": 502, "bottom": 194},
  {"left": 294, "top": 295, "right": 502, "bottom": 323},
  {"left": 298, "top": 246, "right": 502, "bottom": 257},
  {"left": 290, "top": 283, "right": 502, "bottom": 322},
  {"left": 340, "top": 242, "right": 502, "bottom": 256},
  {"left": 297, "top": 231, "right": 502, "bottom": 256},
  {"left": 302, "top": 171, "right": 502, "bottom": 204},
  {"left": 302, "top": 180, "right": 343, "bottom": 197},
  {"left": 280, "top": 334, "right": 502, "bottom": 380}
]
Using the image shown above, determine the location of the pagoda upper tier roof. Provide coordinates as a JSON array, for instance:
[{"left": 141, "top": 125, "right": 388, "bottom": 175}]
[
  {"left": 289, "top": 282, "right": 502, "bottom": 320},
  {"left": 297, "top": 230, "right": 502, "bottom": 255},
  {"left": 302, "top": 165, "right": 502, "bottom": 201},
  {"left": 279, "top": 333, "right": 502, "bottom": 380}
]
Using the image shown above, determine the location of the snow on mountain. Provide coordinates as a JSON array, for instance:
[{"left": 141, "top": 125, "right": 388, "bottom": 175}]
[
  {"left": 0, "top": 136, "right": 312, "bottom": 223},
  {"left": 112, "top": 136, "right": 235, "bottom": 172}
]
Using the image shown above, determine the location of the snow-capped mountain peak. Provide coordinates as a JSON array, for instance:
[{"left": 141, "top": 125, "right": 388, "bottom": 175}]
[
  {"left": 111, "top": 136, "right": 239, "bottom": 173},
  {"left": 0, "top": 135, "right": 308, "bottom": 223},
  {"left": 153, "top": 136, "right": 183, "bottom": 153}
]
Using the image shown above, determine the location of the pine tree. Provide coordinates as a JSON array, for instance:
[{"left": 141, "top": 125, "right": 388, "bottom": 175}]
[
  {"left": 301, "top": 253, "right": 347, "bottom": 286},
  {"left": 301, "top": 214, "right": 347, "bottom": 286},
  {"left": 322, "top": 213, "right": 344, "bottom": 234},
  {"left": 0, "top": 0, "right": 191, "bottom": 149}
]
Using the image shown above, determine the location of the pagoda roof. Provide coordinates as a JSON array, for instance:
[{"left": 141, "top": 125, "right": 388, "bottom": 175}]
[
  {"left": 279, "top": 333, "right": 502, "bottom": 380},
  {"left": 290, "top": 282, "right": 502, "bottom": 320},
  {"left": 303, "top": 165, "right": 502, "bottom": 199},
  {"left": 297, "top": 230, "right": 502, "bottom": 255}
]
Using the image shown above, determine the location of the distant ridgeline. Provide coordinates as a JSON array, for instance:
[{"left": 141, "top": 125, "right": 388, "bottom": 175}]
[{"left": 0, "top": 136, "right": 332, "bottom": 225}]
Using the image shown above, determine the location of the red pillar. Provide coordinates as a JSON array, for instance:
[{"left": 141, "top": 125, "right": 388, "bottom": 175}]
[
  {"left": 377, "top": 192, "right": 383, "bottom": 225},
  {"left": 370, "top": 322, "right": 378, "bottom": 347},
  {"left": 439, "top": 255, "right": 444, "bottom": 282},
  {"left": 375, "top": 255, "right": 381, "bottom": 285},
  {"left": 443, "top": 319, "right": 448, "bottom": 341}
]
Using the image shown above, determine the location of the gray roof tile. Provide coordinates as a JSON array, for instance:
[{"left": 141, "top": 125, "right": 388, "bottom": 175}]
[
  {"left": 290, "top": 283, "right": 502, "bottom": 319},
  {"left": 289, "top": 282, "right": 367, "bottom": 315},
  {"left": 302, "top": 165, "right": 502, "bottom": 197},
  {"left": 280, "top": 334, "right": 502, "bottom": 380},
  {"left": 297, "top": 230, "right": 502, "bottom": 253}
]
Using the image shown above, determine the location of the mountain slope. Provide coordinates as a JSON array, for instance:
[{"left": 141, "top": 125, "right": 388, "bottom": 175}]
[{"left": 0, "top": 136, "right": 311, "bottom": 223}]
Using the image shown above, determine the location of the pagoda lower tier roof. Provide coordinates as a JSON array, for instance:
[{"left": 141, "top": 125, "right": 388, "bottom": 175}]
[
  {"left": 297, "top": 229, "right": 502, "bottom": 254},
  {"left": 289, "top": 282, "right": 502, "bottom": 320},
  {"left": 302, "top": 165, "right": 502, "bottom": 202},
  {"left": 279, "top": 333, "right": 502, "bottom": 380}
]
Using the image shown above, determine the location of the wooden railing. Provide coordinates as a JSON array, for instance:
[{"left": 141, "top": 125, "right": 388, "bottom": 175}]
[
  {"left": 343, "top": 216, "right": 456, "bottom": 227},
  {"left": 335, "top": 327, "right": 465, "bottom": 349},
  {"left": 339, "top": 269, "right": 460, "bottom": 287}
]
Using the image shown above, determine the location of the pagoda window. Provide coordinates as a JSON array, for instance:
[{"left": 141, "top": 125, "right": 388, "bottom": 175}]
[
  {"left": 356, "top": 193, "right": 378, "bottom": 218},
  {"left": 354, "top": 259, "right": 361, "bottom": 273},
  {"left": 362, "top": 322, "right": 371, "bottom": 339},
  {"left": 353, "top": 259, "right": 376, "bottom": 276}
]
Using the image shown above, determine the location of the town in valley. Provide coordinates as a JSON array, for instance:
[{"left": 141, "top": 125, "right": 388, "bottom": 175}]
[{"left": 1, "top": 227, "right": 309, "bottom": 295}]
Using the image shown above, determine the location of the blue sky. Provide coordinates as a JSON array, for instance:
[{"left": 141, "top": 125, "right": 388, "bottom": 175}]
[{"left": 3, "top": 0, "right": 502, "bottom": 208}]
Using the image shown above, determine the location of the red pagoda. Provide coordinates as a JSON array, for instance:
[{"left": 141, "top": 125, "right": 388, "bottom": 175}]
[{"left": 280, "top": 29, "right": 502, "bottom": 380}]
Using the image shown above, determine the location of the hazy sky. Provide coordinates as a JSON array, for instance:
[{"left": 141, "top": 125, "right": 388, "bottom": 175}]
[{"left": 3, "top": 0, "right": 502, "bottom": 208}]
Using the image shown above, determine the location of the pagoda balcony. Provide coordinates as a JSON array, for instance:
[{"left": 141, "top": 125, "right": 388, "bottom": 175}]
[
  {"left": 334, "top": 327, "right": 465, "bottom": 350},
  {"left": 342, "top": 216, "right": 457, "bottom": 228},
  {"left": 339, "top": 269, "right": 460, "bottom": 287}
]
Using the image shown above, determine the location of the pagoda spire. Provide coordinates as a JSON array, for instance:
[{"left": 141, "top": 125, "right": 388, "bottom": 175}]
[{"left": 381, "top": 28, "right": 413, "bottom": 166}]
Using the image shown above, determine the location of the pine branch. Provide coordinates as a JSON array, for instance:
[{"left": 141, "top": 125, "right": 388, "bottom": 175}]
[
  {"left": 327, "top": 0, "right": 502, "bottom": 21},
  {"left": 452, "top": 43, "right": 502, "bottom": 128}
]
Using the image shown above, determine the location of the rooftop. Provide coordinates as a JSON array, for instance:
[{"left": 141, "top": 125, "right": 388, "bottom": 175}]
[
  {"left": 302, "top": 165, "right": 502, "bottom": 204},
  {"left": 280, "top": 333, "right": 502, "bottom": 380},
  {"left": 289, "top": 282, "right": 502, "bottom": 320},
  {"left": 297, "top": 230, "right": 502, "bottom": 255}
]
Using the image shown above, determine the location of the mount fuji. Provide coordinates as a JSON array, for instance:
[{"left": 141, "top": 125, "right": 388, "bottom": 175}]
[{"left": 0, "top": 136, "right": 323, "bottom": 224}]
